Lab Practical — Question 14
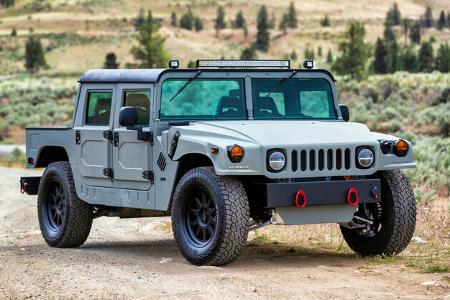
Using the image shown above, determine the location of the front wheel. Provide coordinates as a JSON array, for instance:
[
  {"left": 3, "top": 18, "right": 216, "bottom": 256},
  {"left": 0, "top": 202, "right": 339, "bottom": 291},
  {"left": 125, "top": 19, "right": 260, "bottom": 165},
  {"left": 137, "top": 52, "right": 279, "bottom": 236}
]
[
  {"left": 340, "top": 170, "right": 416, "bottom": 256},
  {"left": 171, "top": 167, "right": 250, "bottom": 266}
]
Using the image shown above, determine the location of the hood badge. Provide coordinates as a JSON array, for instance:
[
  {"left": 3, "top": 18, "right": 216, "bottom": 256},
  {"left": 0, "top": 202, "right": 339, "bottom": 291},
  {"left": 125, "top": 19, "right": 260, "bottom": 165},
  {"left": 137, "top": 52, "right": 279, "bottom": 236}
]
[{"left": 228, "top": 165, "right": 249, "bottom": 170}]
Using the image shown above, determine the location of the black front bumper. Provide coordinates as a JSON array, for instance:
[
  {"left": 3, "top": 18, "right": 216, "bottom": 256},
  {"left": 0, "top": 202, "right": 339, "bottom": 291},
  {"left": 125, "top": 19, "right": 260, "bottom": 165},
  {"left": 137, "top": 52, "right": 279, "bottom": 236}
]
[{"left": 266, "top": 179, "right": 381, "bottom": 208}]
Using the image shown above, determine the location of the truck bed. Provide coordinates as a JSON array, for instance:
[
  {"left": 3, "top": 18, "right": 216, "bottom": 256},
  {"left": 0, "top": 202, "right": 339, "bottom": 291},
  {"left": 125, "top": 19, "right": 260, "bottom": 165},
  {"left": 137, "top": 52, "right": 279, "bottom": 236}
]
[{"left": 25, "top": 127, "right": 73, "bottom": 168}]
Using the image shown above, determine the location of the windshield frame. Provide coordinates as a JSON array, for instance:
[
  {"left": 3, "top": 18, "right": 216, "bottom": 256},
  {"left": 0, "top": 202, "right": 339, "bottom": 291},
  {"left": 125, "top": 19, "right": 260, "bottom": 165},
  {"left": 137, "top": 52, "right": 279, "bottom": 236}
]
[{"left": 155, "top": 70, "right": 341, "bottom": 122}]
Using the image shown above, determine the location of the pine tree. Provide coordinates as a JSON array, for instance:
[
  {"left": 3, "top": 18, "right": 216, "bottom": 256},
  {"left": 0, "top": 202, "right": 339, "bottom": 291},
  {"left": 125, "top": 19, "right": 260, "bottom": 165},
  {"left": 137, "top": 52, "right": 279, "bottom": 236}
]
[
  {"left": 131, "top": 11, "right": 169, "bottom": 68},
  {"left": 287, "top": 2, "right": 298, "bottom": 28},
  {"left": 386, "top": 3, "right": 401, "bottom": 26},
  {"left": 255, "top": 5, "right": 270, "bottom": 52},
  {"left": 400, "top": 47, "right": 419, "bottom": 72},
  {"left": 304, "top": 46, "right": 314, "bottom": 60},
  {"left": 187, "top": 60, "right": 196, "bottom": 68},
  {"left": 104, "top": 52, "right": 119, "bottom": 69},
  {"left": 326, "top": 49, "right": 333, "bottom": 64},
  {"left": 320, "top": 15, "right": 330, "bottom": 27},
  {"left": 437, "top": 11, "right": 446, "bottom": 30},
  {"left": 448, "top": 12, "right": 450, "bottom": 29},
  {"left": 234, "top": 10, "right": 246, "bottom": 29},
  {"left": 384, "top": 24, "right": 400, "bottom": 72},
  {"left": 279, "top": 13, "right": 289, "bottom": 33},
  {"left": 435, "top": 43, "right": 450, "bottom": 72},
  {"left": 215, "top": 6, "right": 226, "bottom": 32},
  {"left": 180, "top": 8, "right": 194, "bottom": 30},
  {"left": 194, "top": 17, "right": 203, "bottom": 32},
  {"left": 424, "top": 6, "right": 433, "bottom": 28},
  {"left": 418, "top": 40, "right": 434, "bottom": 72},
  {"left": 373, "top": 38, "right": 389, "bottom": 74},
  {"left": 25, "top": 36, "right": 47, "bottom": 73},
  {"left": 332, "top": 21, "right": 369, "bottom": 80},
  {"left": 170, "top": 12, "right": 177, "bottom": 27},
  {"left": 317, "top": 46, "right": 322, "bottom": 57},
  {"left": 11, "top": 28, "right": 17, "bottom": 37},
  {"left": 290, "top": 50, "right": 298, "bottom": 61},
  {"left": 134, "top": 8, "right": 146, "bottom": 30},
  {"left": 240, "top": 47, "right": 257, "bottom": 60},
  {"left": 409, "top": 22, "right": 421, "bottom": 44}
]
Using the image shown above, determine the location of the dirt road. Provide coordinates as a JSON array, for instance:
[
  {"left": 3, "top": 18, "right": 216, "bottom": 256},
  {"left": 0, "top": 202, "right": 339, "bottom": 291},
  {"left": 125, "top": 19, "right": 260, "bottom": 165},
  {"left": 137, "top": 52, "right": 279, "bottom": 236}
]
[{"left": 0, "top": 167, "right": 448, "bottom": 299}]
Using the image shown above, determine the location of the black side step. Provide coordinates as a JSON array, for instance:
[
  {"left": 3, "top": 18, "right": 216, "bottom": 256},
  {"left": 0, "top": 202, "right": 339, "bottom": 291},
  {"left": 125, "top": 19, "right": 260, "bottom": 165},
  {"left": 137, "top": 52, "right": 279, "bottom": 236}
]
[{"left": 20, "top": 177, "right": 41, "bottom": 195}]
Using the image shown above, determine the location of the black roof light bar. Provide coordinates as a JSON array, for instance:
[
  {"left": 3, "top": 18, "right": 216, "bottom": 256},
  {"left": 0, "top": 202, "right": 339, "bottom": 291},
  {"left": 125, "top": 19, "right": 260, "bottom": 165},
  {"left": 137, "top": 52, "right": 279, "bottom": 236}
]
[{"left": 195, "top": 59, "right": 290, "bottom": 69}]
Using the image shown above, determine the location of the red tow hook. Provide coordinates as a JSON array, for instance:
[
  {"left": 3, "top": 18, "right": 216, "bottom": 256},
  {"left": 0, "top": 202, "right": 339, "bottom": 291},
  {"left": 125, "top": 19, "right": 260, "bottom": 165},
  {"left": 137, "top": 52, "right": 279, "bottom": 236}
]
[
  {"left": 295, "top": 190, "right": 307, "bottom": 208},
  {"left": 347, "top": 187, "right": 359, "bottom": 206}
]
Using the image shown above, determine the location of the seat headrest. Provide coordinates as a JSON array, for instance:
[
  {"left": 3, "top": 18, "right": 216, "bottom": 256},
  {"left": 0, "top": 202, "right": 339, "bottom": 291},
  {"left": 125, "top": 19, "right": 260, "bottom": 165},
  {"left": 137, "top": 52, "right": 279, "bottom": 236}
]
[
  {"left": 254, "top": 97, "right": 279, "bottom": 114},
  {"left": 126, "top": 94, "right": 149, "bottom": 109},
  {"left": 217, "top": 96, "right": 240, "bottom": 112},
  {"left": 95, "top": 98, "right": 111, "bottom": 112}
]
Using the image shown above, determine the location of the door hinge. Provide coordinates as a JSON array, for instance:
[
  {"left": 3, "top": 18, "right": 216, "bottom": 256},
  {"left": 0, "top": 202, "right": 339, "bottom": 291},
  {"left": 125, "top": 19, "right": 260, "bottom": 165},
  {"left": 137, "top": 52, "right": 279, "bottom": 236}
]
[
  {"left": 75, "top": 131, "right": 81, "bottom": 145},
  {"left": 137, "top": 130, "right": 153, "bottom": 145},
  {"left": 103, "top": 130, "right": 113, "bottom": 143},
  {"left": 113, "top": 132, "right": 119, "bottom": 147},
  {"left": 142, "top": 171, "right": 154, "bottom": 184},
  {"left": 103, "top": 168, "right": 114, "bottom": 181}
]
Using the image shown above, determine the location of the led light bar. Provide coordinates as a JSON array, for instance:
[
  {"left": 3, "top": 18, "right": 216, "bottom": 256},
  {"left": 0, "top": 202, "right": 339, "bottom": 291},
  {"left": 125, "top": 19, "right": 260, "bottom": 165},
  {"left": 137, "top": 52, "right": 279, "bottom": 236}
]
[{"left": 195, "top": 60, "right": 290, "bottom": 69}]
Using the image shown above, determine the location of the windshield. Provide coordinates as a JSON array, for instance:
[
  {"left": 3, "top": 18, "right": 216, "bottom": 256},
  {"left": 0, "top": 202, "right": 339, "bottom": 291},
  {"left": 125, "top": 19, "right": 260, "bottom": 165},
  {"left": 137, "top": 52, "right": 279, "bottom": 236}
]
[
  {"left": 251, "top": 78, "right": 336, "bottom": 120},
  {"left": 160, "top": 79, "right": 246, "bottom": 120}
]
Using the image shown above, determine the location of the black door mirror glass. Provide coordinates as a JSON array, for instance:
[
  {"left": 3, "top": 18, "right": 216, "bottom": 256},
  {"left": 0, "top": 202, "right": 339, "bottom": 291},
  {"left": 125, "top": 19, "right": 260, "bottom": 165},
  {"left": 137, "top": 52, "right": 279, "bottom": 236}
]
[
  {"left": 119, "top": 106, "right": 138, "bottom": 127},
  {"left": 339, "top": 104, "right": 350, "bottom": 122}
]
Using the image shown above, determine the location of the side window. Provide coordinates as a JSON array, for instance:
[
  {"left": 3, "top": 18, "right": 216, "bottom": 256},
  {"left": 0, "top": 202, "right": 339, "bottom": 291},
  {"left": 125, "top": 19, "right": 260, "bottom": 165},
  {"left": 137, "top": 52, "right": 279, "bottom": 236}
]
[
  {"left": 123, "top": 91, "right": 151, "bottom": 126},
  {"left": 85, "top": 91, "right": 113, "bottom": 126}
]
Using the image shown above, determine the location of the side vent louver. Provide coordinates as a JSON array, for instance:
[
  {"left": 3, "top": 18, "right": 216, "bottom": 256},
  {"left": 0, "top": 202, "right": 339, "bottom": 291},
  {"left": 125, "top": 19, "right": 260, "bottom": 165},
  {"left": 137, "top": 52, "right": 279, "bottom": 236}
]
[{"left": 157, "top": 152, "right": 167, "bottom": 171}]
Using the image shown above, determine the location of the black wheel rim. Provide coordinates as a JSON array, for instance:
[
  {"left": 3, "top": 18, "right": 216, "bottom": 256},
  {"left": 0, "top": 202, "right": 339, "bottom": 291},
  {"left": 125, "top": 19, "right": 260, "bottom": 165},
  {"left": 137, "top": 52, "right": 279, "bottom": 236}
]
[
  {"left": 185, "top": 186, "right": 217, "bottom": 247},
  {"left": 355, "top": 202, "right": 383, "bottom": 237},
  {"left": 46, "top": 181, "right": 66, "bottom": 230}
]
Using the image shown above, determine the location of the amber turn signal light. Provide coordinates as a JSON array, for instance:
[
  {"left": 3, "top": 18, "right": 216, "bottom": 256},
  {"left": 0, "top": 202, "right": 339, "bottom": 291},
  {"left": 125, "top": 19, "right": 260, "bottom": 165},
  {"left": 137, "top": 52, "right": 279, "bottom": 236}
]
[
  {"left": 227, "top": 145, "right": 244, "bottom": 163},
  {"left": 394, "top": 139, "right": 409, "bottom": 157}
]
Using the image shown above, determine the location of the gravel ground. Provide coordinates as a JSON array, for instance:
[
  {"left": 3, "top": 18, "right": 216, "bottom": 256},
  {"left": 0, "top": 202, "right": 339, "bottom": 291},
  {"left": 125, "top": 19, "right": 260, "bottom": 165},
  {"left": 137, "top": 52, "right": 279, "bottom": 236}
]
[{"left": 0, "top": 167, "right": 448, "bottom": 299}]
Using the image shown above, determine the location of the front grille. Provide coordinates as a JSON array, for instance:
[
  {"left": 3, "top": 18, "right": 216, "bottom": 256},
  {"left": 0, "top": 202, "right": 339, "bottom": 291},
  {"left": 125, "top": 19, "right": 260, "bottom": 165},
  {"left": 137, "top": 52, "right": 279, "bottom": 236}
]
[{"left": 291, "top": 147, "right": 352, "bottom": 172}]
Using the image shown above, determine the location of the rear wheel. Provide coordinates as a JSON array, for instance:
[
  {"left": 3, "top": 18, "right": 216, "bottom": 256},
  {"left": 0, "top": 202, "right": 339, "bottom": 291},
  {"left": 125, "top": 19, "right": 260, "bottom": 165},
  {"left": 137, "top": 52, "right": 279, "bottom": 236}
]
[
  {"left": 171, "top": 167, "right": 250, "bottom": 266},
  {"left": 38, "top": 161, "right": 93, "bottom": 248},
  {"left": 340, "top": 170, "right": 416, "bottom": 256}
]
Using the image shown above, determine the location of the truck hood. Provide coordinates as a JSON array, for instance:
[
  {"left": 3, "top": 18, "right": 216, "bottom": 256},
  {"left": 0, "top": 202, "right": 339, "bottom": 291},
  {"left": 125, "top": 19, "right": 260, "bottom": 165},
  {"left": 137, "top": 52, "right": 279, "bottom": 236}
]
[{"left": 181, "top": 120, "right": 376, "bottom": 146}]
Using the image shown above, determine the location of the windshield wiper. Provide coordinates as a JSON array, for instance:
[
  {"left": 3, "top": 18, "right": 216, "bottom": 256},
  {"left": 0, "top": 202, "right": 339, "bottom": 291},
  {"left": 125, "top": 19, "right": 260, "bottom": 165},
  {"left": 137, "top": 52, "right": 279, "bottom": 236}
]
[
  {"left": 264, "top": 70, "right": 297, "bottom": 98},
  {"left": 168, "top": 71, "right": 202, "bottom": 102}
]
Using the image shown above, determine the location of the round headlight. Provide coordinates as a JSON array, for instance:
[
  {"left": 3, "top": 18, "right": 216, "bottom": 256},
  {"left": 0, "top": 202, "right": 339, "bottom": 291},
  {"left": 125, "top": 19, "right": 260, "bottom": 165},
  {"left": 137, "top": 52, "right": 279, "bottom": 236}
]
[
  {"left": 357, "top": 148, "right": 374, "bottom": 168},
  {"left": 268, "top": 151, "right": 286, "bottom": 171}
]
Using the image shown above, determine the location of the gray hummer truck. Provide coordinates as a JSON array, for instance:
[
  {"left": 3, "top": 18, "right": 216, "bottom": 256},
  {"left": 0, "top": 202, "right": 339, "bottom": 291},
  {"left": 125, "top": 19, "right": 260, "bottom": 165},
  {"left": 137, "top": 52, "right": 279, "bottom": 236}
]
[{"left": 20, "top": 60, "right": 416, "bottom": 266}]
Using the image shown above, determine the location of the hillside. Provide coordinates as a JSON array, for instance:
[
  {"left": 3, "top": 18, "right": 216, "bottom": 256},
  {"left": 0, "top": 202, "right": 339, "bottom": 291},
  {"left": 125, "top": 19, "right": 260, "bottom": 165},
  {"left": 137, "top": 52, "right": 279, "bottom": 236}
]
[{"left": 0, "top": 0, "right": 449, "bottom": 73}]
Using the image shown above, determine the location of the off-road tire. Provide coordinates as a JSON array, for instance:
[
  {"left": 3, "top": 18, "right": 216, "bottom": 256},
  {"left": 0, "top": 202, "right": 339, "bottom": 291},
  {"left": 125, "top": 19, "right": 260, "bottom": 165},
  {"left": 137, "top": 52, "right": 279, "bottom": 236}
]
[
  {"left": 38, "top": 161, "right": 93, "bottom": 247},
  {"left": 340, "top": 170, "right": 416, "bottom": 256},
  {"left": 171, "top": 167, "right": 250, "bottom": 266}
]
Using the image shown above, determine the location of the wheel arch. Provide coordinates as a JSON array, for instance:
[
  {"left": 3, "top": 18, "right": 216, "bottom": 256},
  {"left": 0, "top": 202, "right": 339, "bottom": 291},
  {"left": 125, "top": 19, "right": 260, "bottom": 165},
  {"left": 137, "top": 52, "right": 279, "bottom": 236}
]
[
  {"left": 167, "top": 153, "right": 214, "bottom": 211},
  {"left": 36, "top": 146, "right": 69, "bottom": 168}
]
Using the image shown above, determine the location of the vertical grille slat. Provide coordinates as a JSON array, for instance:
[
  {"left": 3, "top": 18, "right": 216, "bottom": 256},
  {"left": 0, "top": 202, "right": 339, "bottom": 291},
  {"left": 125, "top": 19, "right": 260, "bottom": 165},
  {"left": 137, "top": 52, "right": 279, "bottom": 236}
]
[
  {"left": 318, "top": 149, "right": 324, "bottom": 170},
  {"left": 336, "top": 149, "right": 342, "bottom": 170},
  {"left": 291, "top": 150, "right": 298, "bottom": 172},
  {"left": 327, "top": 149, "right": 333, "bottom": 170},
  {"left": 309, "top": 150, "right": 315, "bottom": 171},
  {"left": 345, "top": 148, "right": 351, "bottom": 170},
  {"left": 300, "top": 150, "right": 307, "bottom": 171}
]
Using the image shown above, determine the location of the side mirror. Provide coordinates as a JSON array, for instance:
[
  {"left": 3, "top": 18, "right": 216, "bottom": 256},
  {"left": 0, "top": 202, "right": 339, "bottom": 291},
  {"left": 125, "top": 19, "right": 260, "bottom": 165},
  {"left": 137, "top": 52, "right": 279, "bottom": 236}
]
[
  {"left": 119, "top": 106, "right": 137, "bottom": 127},
  {"left": 339, "top": 104, "right": 350, "bottom": 122}
]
